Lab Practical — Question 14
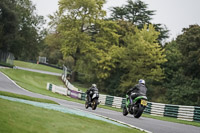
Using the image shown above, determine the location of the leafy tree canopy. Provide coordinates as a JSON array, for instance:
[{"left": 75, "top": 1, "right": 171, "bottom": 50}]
[
  {"left": 163, "top": 25, "right": 200, "bottom": 106},
  {"left": 0, "top": 0, "right": 46, "bottom": 60},
  {"left": 176, "top": 24, "right": 200, "bottom": 78},
  {"left": 109, "top": 0, "right": 169, "bottom": 45},
  {"left": 120, "top": 24, "right": 167, "bottom": 90}
]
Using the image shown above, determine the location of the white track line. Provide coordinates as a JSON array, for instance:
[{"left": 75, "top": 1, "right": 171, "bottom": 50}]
[
  {"left": 0, "top": 72, "right": 30, "bottom": 93},
  {"left": 75, "top": 108, "right": 152, "bottom": 133},
  {"left": 0, "top": 71, "right": 152, "bottom": 133}
]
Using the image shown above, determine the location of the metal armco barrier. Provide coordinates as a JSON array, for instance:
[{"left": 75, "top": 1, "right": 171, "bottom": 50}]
[
  {"left": 59, "top": 72, "right": 200, "bottom": 122},
  {"left": 99, "top": 94, "right": 106, "bottom": 105},
  {"left": 144, "top": 102, "right": 152, "bottom": 114},
  {"left": 112, "top": 96, "right": 123, "bottom": 108},
  {"left": 149, "top": 102, "right": 165, "bottom": 116},
  {"left": 80, "top": 92, "right": 86, "bottom": 101},
  {"left": 105, "top": 95, "right": 114, "bottom": 106},
  {"left": 69, "top": 89, "right": 80, "bottom": 99},
  {"left": 47, "top": 83, "right": 68, "bottom": 96},
  {"left": 77, "top": 92, "right": 200, "bottom": 122},
  {"left": 164, "top": 105, "right": 179, "bottom": 118},
  {"left": 61, "top": 74, "right": 79, "bottom": 91},
  {"left": 46, "top": 83, "right": 81, "bottom": 99},
  {"left": 194, "top": 107, "right": 200, "bottom": 122},
  {"left": 143, "top": 102, "right": 200, "bottom": 122},
  {"left": 178, "top": 106, "right": 194, "bottom": 121}
]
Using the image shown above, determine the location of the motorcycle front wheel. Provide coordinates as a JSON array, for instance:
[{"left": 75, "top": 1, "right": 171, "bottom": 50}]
[
  {"left": 123, "top": 106, "right": 128, "bottom": 116},
  {"left": 85, "top": 101, "right": 89, "bottom": 109}
]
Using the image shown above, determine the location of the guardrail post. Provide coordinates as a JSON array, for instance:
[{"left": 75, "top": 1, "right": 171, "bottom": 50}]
[{"left": 194, "top": 106, "right": 200, "bottom": 122}]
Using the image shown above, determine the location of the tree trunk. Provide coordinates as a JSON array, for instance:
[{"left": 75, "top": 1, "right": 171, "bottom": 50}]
[{"left": 71, "top": 71, "right": 77, "bottom": 82}]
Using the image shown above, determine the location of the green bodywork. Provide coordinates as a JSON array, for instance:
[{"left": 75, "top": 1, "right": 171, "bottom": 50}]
[
  {"left": 133, "top": 96, "right": 147, "bottom": 103},
  {"left": 125, "top": 95, "right": 130, "bottom": 107},
  {"left": 125, "top": 95, "right": 147, "bottom": 107}
]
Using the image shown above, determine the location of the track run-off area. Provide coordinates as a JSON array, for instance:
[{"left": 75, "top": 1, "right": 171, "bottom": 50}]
[{"left": 0, "top": 71, "right": 200, "bottom": 133}]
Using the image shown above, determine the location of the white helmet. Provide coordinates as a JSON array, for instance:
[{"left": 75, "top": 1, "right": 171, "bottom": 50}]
[
  {"left": 92, "top": 84, "right": 97, "bottom": 87},
  {"left": 139, "top": 79, "right": 145, "bottom": 85}
]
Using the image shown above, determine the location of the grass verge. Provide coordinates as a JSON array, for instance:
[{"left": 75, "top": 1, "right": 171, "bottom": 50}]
[
  {"left": 0, "top": 62, "right": 14, "bottom": 68},
  {"left": 14, "top": 60, "right": 63, "bottom": 74},
  {"left": 0, "top": 98, "right": 142, "bottom": 133},
  {"left": 0, "top": 91, "right": 58, "bottom": 104},
  {"left": 142, "top": 113, "right": 200, "bottom": 127},
  {"left": 72, "top": 82, "right": 89, "bottom": 92},
  {"left": 99, "top": 105, "right": 200, "bottom": 127},
  {"left": 0, "top": 69, "right": 86, "bottom": 104},
  {"left": 1, "top": 69, "right": 199, "bottom": 127}
]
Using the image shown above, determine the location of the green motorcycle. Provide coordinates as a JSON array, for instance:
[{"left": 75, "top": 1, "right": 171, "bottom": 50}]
[{"left": 123, "top": 93, "right": 147, "bottom": 118}]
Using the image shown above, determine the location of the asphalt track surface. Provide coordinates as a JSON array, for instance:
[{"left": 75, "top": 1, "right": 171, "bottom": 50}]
[
  {"left": 0, "top": 71, "right": 200, "bottom": 133},
  {"left": 15, "top": 66, "right": 62, "bottom": 76}
]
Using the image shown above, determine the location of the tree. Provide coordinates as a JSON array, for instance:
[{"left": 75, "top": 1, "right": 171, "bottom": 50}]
[
  {"left": 163, "top": 40, "right": 182, "bottom": 82},
  {"left": 165, "top": 70, "right": 200, "bottom": 106},
  {"left": 120, "top": 25, "right": 167, "bottom": 92},
  {"left": 48, "top": 0, "right": 106, "bottom": 81},
  {"left": 124, "top": 0, "right": 154, "bottom": 28},
  {"left": 12, "top": 0, "right": 46, "bottom": 60},
  {"left": 109, "top": 0, "right": 169, "bottom": 45},
  {"left": 75, "top": 20, "right": 122, "bottom": 83},
  {"left": 110, "top": 0, "right": 154, "bottom": 27},
  {"left": 176, "top": 25, "right": 200, "bottom": 78},
  {"left": 0, "top": 0, "right": 18, "bottom": 51},
  {"left": 42, "top": 33, "right": 63, "bottom": 65},
  {"left": 0, "top": 0, "right": 45, "bottom": 60},
  {"left": 46, "top": 0, "right": 167, "bottom": 97},
  {"left": 163, "top": 25, "right": 200, "bottom": 106},
  {"left": 110, "top": 6, "right": 127, "bottom": 21}
]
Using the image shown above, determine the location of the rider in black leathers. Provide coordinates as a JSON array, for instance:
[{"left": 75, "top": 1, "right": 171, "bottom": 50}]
[
  {"left": 126, "top": 79, "right": 147, "bottom": 106},
  {"left": 86, "top": 84, "right": 98, "bottom": 103}
]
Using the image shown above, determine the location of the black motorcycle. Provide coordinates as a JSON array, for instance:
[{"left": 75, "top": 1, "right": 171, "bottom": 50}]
[
  {"left": 123, "top": 93, "right": 147, "bottom": 118},
  {"left": 85, "top": 90, "right": 99, "bottom": 110}
]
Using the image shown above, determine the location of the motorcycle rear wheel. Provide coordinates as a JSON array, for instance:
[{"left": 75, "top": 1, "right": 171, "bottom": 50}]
[
  {"left": 91, "top": 98, "right": 98, "bottom": 110},
  {"left": 134, "top": 103, "right": 144, "bottom": 118}
]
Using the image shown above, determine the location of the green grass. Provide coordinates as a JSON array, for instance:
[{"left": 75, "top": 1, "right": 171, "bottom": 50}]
[
  {"left": 0, "top": 62, "right": 14, "bottom": 68},
  {"left": 0, "top": 69, "right": 96, "bottom": 105},
  {"left": 13, "top": 60, "right": 98, "bottom": 93},
  {"left": 72, "top": 82, "right": 90, "bottom": 92},
  {"left": 14, "top": 60, "right": 63, "bottom": 73},
  {"left": 142, "top": 113, "right": 200, "bottom": 127},
  {"left": 96, "top": 105, "right": 200, "bottom": 127},
  {"left": 0, "top": 91, "right": 58, "bottom": 104},
  {"left": 0, "top": 69, "right": 86, "bottom": 104},
  {"left": 0, "top": 98, "right": 142, "bottom": 133},
  {"left": 1, "top": 69, "right": 199, "bottom": 127},
  {"left": 1, "top": 69, "right": 64, "bottom": 93}
]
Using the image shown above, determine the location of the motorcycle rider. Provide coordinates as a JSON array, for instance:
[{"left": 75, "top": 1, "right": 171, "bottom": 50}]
[
  {"left": 126, "top": 79, "right": 147, "bottom": 107},
  {"left": 86, "top": 84, "right": 98, "bottom": 103}
]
